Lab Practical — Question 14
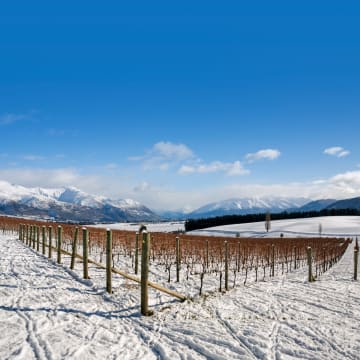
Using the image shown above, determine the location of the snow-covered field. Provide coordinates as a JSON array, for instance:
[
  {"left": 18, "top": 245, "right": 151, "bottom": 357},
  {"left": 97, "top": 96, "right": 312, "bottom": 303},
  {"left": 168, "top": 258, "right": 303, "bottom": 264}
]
[
  {"left": 1, "top": 216, "right": 359, "bottom": 359},
  {"left": 189, "top": 216, "right": 360, "bottom": 238},
  {"left": 92, "top": 221, "right": 185, "bottom": 233}
]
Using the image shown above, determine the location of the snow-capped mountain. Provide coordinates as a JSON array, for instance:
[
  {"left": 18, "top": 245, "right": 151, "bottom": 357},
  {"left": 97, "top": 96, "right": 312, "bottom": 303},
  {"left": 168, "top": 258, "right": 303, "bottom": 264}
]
[
  {"left": 188, "top": 197, "right": 309, "bottom": 219},
  {"left": 0, "top": 180, "right": 159, "bottom": 222},
  {"left": 298, "top": 199, "right": 337, "bottom": 212},
  {"left": 326, "top": 197, "right": 360, "bottom": 211}
]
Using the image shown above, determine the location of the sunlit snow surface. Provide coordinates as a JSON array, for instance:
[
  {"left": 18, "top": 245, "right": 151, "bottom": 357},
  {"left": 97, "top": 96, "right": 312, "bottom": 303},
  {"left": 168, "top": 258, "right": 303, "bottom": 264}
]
[
  {"left": 188, "top": 216, "right": 360, "bottom": 238},
  {"left": 92, "top": 221, "right": 185, "bottom": 233},
  {"left": 1, "top": 216, "right": 359, "bottom": 359}
]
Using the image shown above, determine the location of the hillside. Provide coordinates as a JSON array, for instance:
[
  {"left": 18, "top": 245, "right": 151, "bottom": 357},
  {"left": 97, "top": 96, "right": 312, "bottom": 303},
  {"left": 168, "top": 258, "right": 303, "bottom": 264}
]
[{"left": 0, "top": 180, "right": 159, "bottom": 222}]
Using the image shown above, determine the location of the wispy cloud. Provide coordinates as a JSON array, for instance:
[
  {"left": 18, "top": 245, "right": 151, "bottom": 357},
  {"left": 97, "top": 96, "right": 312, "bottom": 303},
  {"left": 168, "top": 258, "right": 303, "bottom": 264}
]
[
  {"left": 130, "top": 140, "right": 252, "bottom": 176},
  {"left": 129, "top": 141, "right": 194, "bottom": 171},
  {"left": 323, "top": 146, "right": 350, "bottom": 158},
  {"left": 48, "top": 129, "right": 66, "bottom": 136},
  {"left": 23, "top": 155, "right": 45, "bottom": 161},
  {"left": 104, "top": 163, "right": 118, "bottom": 169},
  {"left": 133, "top": 181, "right": 151, "bottom": 192},
  {"left": 329, "top": 171, "right": 360, "bottom": 192},
  {"left": 245, "top": 149, "right": 281, "bottom": 163},
  {"left": 179, "top": 160, "right": 249, "bottom": 176},
  {"left": 0, "top": 113, "right": 27, "bottom": 125},
  {"left": 153, "top": 141, "right": 194, "bottom": 160}
]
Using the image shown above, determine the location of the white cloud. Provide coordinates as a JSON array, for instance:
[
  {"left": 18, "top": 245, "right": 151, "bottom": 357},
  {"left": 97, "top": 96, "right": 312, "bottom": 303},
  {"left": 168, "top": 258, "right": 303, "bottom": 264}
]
[
  {"left": 329, "top": 171, "right": 360, "bottom": 194},
  {"left": 153, "top": 141, "right": 194, "bottom": 160},
  {"left": 129, "top": 141, "right": 194, "bottom": 171},
  {"left": 246, "top": 149, "right": 281, "bottom": 163},
  {"left": 0, "top": 113, "right": 26, "bottom": 125},
  {"left": 133, "top": 181, "right": 151, "bottom": 192},
  {"left": 179, "top": 160, "right": 249, "bottom": 176},
  {"left": 0, "top": 168, "right": 80, "bottom": 188},
  {"left": 104, "top": 163, "right": 118, "bottom": 169},
  {"left": 323, "top": 146, "right": 350, "bottom": 158},
  {"left": 1, "top": 166, "right": 360, "bottom": 211},
  {"left": 23, "top": 155, "right": 45, "bottom": 161}
]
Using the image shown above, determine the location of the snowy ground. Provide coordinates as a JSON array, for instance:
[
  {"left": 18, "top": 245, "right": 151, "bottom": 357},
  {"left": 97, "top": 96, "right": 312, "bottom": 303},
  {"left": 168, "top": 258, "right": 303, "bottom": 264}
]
[
  {"left": 92, "top": 221, "right": 185, "bottom": 233},
  {"left": 189, "top": 216, "right": 360, "bottom": 238},
  {"left": 1, "top": 216, "right": 359, "bottom": 359}
]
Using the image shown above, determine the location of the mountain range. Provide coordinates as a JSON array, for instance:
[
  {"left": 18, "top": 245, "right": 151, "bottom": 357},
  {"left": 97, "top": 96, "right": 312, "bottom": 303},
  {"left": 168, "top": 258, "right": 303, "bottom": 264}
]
[
  {"left": 186, "top": 197, "right": 310, "bottom": 219},
  {"left": 0, "top": 180, "right": 159, "bottom": 223},
  {"left": 1, "top": 180, "right": 360, "bottom": 222}
]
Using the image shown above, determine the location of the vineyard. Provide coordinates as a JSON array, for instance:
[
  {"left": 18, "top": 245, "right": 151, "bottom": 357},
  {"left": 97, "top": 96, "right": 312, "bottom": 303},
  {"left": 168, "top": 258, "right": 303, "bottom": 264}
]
[{"left": 0, "top": 216, "right": 351, "bottom": 300}]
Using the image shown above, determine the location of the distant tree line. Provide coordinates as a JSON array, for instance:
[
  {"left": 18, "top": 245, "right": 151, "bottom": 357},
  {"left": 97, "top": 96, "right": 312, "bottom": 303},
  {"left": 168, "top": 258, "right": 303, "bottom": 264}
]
[{"left": 184, "top": 208, "right": 360, "bottom": 232}]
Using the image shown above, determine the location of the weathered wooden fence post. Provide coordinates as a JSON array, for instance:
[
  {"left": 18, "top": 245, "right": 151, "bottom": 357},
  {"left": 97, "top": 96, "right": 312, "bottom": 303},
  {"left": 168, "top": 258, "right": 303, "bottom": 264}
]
[
  {"left": 354, "top": 238, "right": 359, "bottom": 280},
  {"left": 141, "top": 231, "right": 151, "bottom": 316},
  {"left": 225, "top": 241, "right": 229, "bottom": 291},
  {"left": 206, "top": 240, "right": 209, "bottom": 269},
  {"left": 176, "top": 236, "right": 181, "bottom": 282},
  {"left": 271, "top": 244, "right": 275, "bottom": 277},
  {"left": 135, "top": 232, "right": 139, "bottom": 275},
  {"left": 42, "top": 226, "right": 46, "bottom": 255},
  {"left": 32, "top": 225, "right": 36, "bottom": 249},
  {"left": 19, "top": 224, "right": 22, "bottom": 241},
  {"left": 28, "top": 225, "right": 31, "bottom": 247},
  {"left": 106, "top": 229, "right": 112, "bottom": 293},
  {"left": 48, "top": 226, "right": 53, "bottom": 259},
  {"left": 57, "top": 226, "right": 62, "bottom": 264},
  {"left": 307, "top": 247, "right": 313, "bottom": 282},
  {"left": 354, "top": 247, "right": 358, "bottom": 281},
  {"left": 70, "top": 227, "right": 78, "bottom": 270},
  {"left": 36, "top": 226, "right": 40, "bottom": 252},
  {"left": 26, "top": 224, "right": 30, "bottom": 246},
  {"left": 82, "top": 227, "right": 89, "bottom": 279}
]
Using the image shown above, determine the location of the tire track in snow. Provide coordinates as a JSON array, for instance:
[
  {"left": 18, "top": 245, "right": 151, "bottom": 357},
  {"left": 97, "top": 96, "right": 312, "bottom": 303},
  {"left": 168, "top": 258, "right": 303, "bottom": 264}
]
[
  {"left": 201, "top": 302, "right": 259, "bottom": 360},
  {"left": 266, "top": 276, "right": 286, "bottom": 360}
]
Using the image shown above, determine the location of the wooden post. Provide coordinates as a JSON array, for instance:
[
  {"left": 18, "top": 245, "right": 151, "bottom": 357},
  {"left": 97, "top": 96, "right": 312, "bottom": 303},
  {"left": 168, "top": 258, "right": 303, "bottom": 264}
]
[
  {"left": 354, "top": 249, "right": 358, "bottom": 281},
  {"left": 48, "top": 226, "right": 53, "bottom": 258},
  {"left": 271, "top": 244, "right": 275, "bottom": 277},
  {"left": 42, "top": 226, "right": 46, "bottom": 255},
  {"left": 25, "top": 225, "right": 28, "bottom": 245},
  {"left": 135, "top": 232, "right": 139, "bottom": 275},
  {"left": 27, "top": 224, "right": 30, "bottom": 246},
  {"left": 307, "top": 247, "right": 313, "bottom": 282},
  {"left": 36, "top": 226, "right": 40, "bottom": 252},
  {"left": 82, "top": 227, "right": 89, "bottom": 279},
  {"left": 106, "top": 229, "right": 112, "bottom": 293},
  {"left": 70, "top": 227, "right": 78, "bottom": 270},
  {"left": 32, "top": 225, "right": 35, "bottom": 249},
  {"left": 33, "top": 225, "right": 36, "bottom": 249},
  {"left": 57, "top": 226, "right": 62, "bottom": 264},
  {"left": 141, "top": 231, "right": 151, "bottom": 316},
  {"left": 225, "top": 241, "right": 229, "bottom": 291},
  {"left": 176, "top": 236, "right": 180, "bottom": 282},
  {"left": 19, "top": 224, "right": 22, "bottom": 241},
  {"left": 206, "top": 240, "right": 209, "bottom": 269}
]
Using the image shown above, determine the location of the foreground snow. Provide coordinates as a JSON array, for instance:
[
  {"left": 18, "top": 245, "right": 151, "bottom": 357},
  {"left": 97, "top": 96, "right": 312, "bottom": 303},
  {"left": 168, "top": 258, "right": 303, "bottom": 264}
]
[{"left": 1, "top": 217, "right": 360, "bottom": 359}]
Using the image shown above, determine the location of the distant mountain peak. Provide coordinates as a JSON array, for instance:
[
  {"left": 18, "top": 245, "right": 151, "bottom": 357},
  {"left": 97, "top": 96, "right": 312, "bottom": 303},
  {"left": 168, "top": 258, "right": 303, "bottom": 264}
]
[
  {"left": 0, "top": 180, "right": 159, "bottom": 222},
  {"left": 189, "top": 196, "right": 310, "bottom": 219}
]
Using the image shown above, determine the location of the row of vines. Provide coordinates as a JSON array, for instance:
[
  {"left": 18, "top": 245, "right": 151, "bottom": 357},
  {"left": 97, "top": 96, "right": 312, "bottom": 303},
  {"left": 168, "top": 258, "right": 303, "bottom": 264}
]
[{"left": 0, "top": 216, "right": 351, "bottom": 297}]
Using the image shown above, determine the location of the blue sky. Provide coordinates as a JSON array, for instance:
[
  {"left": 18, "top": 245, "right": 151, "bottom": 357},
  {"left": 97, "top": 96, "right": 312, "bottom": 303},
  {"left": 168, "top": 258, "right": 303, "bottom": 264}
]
[{"left": 1, "top": 1, "right": 360, "bottom": 210}]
